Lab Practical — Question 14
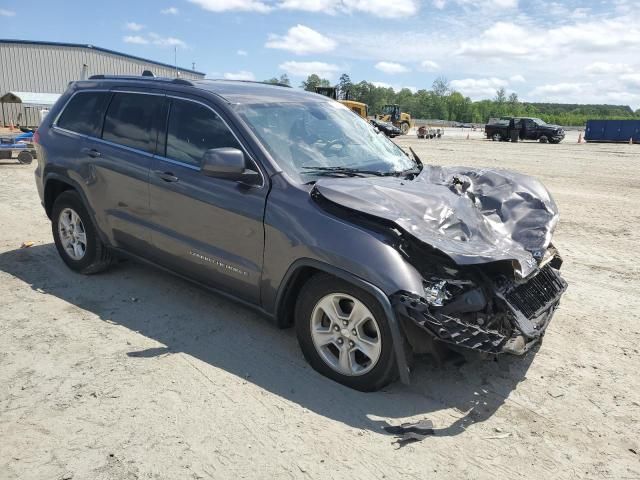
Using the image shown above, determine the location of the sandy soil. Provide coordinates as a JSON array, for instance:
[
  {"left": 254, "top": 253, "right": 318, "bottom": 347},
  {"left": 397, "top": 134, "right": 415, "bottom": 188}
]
[{"left": 1, "top": 130, "right": 639, "bottom": 479}]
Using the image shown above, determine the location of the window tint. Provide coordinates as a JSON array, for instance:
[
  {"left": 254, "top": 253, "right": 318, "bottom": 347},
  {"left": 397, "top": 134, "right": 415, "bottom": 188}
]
[
  {"left": 57, "top": 91, "right": 111, "bottom": 137},
  {"left": 166, "top": 99, "right": 241, "bottom": 167},
  {"left": 102, "top": 93, "right": 165, "bottom": 153}
]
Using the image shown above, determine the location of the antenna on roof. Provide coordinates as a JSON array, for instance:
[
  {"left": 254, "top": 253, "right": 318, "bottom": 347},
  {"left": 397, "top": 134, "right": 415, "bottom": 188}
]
[{"left": 141, "top": 70, "right": 154, "bottom": 77}]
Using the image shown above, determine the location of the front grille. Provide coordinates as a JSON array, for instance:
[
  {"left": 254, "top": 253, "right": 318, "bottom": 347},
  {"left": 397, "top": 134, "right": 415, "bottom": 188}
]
[{"left": 504, "top": 265, "right": 567, "bottom": 319}]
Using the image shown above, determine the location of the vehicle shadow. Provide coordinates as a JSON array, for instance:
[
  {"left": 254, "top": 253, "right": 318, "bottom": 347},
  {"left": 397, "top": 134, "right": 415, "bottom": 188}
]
[{"left": 0, "top": 243, "right": 536, "bottom": 438}]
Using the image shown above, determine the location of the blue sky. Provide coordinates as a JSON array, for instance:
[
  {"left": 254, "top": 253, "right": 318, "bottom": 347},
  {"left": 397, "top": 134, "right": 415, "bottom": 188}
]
[{"left": 1, "top": 0, "right": 639, "bottom": 108}]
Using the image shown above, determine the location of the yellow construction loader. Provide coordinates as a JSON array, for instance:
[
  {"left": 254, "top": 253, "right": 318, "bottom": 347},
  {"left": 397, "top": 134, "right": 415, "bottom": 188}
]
[
  {"left": 377, "top": 104, "right": 412, "bottom": 135},
  {"left": 314, "top": 87, "right": 368, "bottom": 120}
]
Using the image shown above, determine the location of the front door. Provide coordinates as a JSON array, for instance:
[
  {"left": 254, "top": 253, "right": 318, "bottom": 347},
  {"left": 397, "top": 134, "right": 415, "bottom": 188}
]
[{"left": 148, "top": 96, "right": 267, "bottom": 303}]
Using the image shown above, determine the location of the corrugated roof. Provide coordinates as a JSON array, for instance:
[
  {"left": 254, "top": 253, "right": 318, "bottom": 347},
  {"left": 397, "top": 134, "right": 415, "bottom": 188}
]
[
  {"left": 0, "top": 91, "right": 61, "bottom": 106},
  {"left": 0, "top": 39, "right": 205, "bottom": 76}
]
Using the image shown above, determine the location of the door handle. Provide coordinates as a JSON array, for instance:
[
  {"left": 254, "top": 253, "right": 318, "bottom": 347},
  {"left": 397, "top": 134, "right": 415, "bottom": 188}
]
[
  {"left": 153, "top": 170, "right": 179, "bottom": 182},
  {"left": 81, "top": 147, "right": 101, "bottom": 158}
]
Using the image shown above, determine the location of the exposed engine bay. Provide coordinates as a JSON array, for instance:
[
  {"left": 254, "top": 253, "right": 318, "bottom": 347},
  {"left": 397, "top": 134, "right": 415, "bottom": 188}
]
[{"left": 311, "top": 164, "right": 568, "bottom": 355}]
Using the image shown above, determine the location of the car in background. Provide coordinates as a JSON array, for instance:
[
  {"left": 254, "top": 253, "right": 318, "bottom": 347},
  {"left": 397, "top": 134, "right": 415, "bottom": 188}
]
[{"left": 485, "top": 117, "right": 565, "bottom": 143}]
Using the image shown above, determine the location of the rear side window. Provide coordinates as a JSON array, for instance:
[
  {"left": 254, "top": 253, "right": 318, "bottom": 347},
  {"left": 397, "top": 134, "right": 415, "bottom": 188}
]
[
  {"left": 102, "top": 93, "right": 165, "bottom": 153},
  {"left": 56, "top": 91, "right": 111, "bottom": 137},
  {"left": 166, "top": 99, "right": 241, "bottom": 167}
]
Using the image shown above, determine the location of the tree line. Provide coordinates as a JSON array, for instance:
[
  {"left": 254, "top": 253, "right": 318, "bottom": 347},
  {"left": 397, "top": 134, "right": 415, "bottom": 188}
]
[{"left": 263, "top": 73, "right": 639, "bottom": 126}]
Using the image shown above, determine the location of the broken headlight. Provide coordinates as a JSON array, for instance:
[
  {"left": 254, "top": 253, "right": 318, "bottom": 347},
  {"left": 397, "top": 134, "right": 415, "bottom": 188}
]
[
  {"left": 422, "top": 278, "right": 476, "bottom": 307},
  {"left": 422, "top": 280, "right": 451, "bottom": 306}
]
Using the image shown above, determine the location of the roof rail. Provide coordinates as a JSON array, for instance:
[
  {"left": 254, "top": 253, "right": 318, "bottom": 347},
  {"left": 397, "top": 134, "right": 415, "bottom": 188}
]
[
  {"left": 209, "top": 79, "right": 292, "bottom": 88},
  {"left": 87, "top": 74, "right": 194, "bottom": 86}
]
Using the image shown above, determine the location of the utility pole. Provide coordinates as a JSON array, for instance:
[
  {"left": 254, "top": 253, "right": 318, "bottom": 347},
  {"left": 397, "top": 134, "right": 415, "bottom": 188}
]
[{"left": 174, "top": 46, "right": 178, "bottom": 77}]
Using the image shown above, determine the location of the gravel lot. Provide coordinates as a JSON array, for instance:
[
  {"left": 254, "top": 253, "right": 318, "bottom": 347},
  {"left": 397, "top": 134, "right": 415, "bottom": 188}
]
[{"left": 1, "top": 129, "right": 639, "bottom": 479}]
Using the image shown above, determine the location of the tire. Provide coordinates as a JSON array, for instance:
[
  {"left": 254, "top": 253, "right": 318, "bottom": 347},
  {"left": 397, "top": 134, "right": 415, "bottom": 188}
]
[
  {"left": 400, "top": 122, "right": 410, "bottom": 135},
  {"left": 295, "top": 274, "right": 398, "bottom": 391},
  {"left": 51, "top": 190, "right": 113, "bottom": 274},
  {"left": 539, "top": 135, "right": 549, "bottom": 144},
  {"left": 17, "top": 151, "right": 33, "bottom": 164},
  {"left": 492, "top": 133, "right": 502, "bottom": 141}
]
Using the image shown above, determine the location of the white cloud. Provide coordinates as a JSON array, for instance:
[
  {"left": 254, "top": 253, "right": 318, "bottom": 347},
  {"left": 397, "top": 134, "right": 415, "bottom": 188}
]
[
  {"left": 620, "top": 74, "right": 640, "bottom": 88},
  {"left": 279, "top": 61, "right": 341, "bottom": 78},
  {"left": 189, "top": 0, "right": 272, "bottom": 13},
  {"left": 585, "top": 62, "right": 634, "bottom": 75},
  {"left": 0, "top": 8, "right": 16, "bottom": 16},
  {"left": 456, "top": 22, "right": 530, "bottom": 57},
  {"left": 529, "top": 83, "right": 586, "bottom": 97},
  {"left": 189, "top": 0, "right": 418, "bottom": 17},
  {"left": 375, "top": 61, "right": 410, "bottom": 74},
  {"left": 450, "top": 77, "right": 509, "bottom": 98},
  {"left": 125, "top": 22, "right": 145, "bottom": 31},
  {"left": 266, "top": 25, "right": 336, "bottom": 55},
  {"left": 224, "top": 71, "right": 256, "bottom": 81},
  {"left": 340, "top": 0, "right": 418, "bottom": 18},
  {"left": 237, "top": 49, "right": 248, "bottom": 56},
  {"left": 161, "top": 7, "right": 179, "bottom": 14},
  {"left": 420, "top": 60, "right": 439, "bottom": 72},
  {"left": 148, "top": 33, "right": 187, "bottom": 48},
  {"left": 509, "top": 74, "right": 525, "bottom": 83},
  {"left": 123, "top": 35, "right": 149, "bottom": 45},
  {"left": 278, "top": 0, "right": 336, "bottom": 13},
  {"left": 430, "top": 0, "right": 517, "bottom": 10},
  {"left": 372, "top": 81, "right": 393, "bottom": 89}
]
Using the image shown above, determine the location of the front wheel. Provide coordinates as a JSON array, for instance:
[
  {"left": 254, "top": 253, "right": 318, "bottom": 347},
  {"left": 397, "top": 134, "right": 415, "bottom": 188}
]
[
  {"left": 52, "top": 190, "right": 113, "bottom": 274},
  {"left": 295, "top": 274, "right": 398, "bottom": 391},
  {"left": 400, "top": 122, "right": 410, "bottom": 135},
  {"left": 539, "top": 135, "right": 549, "bottom": 143}
]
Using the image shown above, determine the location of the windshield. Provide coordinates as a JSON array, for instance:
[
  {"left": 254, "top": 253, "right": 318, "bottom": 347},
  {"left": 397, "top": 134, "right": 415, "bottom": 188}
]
[{"left": 236, "top": 101, "right": 416, "bottom": 183}]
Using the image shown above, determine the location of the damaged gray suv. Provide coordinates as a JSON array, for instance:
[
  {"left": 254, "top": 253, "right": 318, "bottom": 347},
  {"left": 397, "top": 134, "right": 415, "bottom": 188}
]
[{"left": 34, "top": 76, "right": 567, "bottom": 391}]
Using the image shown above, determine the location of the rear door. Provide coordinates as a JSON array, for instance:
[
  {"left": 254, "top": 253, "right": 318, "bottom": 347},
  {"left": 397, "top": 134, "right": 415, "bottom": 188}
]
[
  {"left": 148, "top": 95, "right": 268, "bottom": 303},
  {"left": 83, "top": 90, "right": 166, "bottom": 256}
]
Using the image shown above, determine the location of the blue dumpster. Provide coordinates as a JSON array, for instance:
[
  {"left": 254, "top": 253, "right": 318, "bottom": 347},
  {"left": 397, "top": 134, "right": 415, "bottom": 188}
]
[{"left": 585, "top": 120, "right": 640, "bottom": 143}]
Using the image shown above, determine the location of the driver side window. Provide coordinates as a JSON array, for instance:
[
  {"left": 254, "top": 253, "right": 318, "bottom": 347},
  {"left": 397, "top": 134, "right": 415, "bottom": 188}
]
[{"left": 166, "top": 99, "right": 241, "bottom": 167}]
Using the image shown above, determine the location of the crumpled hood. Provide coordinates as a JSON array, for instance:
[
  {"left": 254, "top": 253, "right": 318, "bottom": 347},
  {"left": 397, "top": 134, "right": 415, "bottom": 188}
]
[{"left": 312, "top": 165, "right": 559, "bottom": 278}]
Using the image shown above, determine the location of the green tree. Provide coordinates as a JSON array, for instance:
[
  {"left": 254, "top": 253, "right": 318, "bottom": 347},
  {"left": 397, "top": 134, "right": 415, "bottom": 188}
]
[
  {"left": 432, "top": 77, "right": 450, "bottom": 97},
  {"left": 300, "top": 74, "right": 330, "bottom": 91},
  {"left": 338, "top": 73, "right": 353, "bottom": 100},
  {"left": 264, "top": 74, "right": 290, "bottom": 86}
]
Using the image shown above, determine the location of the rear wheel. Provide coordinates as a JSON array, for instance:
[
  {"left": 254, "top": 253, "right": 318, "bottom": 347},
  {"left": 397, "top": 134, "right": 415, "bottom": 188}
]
[
  {"left": 17, "top": 151, "right": 33, "bottom": 164},
  {"left": 52, "top": 191, "right": 113, "bottom": 274},
  {"left": 400, "top": 122, "right": 410, "bottom": 135},
  {"left": 295, "top": 274, "right": 398, "bottom": 391},
  {"left": 492, "top": 133, "right": 502, "bottom": 141}
]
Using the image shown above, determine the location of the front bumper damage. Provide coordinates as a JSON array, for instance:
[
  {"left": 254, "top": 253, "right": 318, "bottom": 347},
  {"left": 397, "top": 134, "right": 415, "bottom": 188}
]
[{"left": 393, "top": 262, "right": 568, "bottom": 356}]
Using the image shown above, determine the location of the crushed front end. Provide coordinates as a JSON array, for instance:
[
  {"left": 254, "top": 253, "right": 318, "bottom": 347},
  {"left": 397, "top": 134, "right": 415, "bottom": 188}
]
[{"left": 393, "top": 247, "right": 567, "bottom": 356}]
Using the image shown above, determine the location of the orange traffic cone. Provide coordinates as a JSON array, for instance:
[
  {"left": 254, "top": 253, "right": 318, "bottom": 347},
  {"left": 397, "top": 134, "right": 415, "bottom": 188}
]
[
  {"left": 466, "top": 133, "right": 470, "bottom": 140},
  {"left": 577, "top": 132, "right": 583, "bottom": 143}
]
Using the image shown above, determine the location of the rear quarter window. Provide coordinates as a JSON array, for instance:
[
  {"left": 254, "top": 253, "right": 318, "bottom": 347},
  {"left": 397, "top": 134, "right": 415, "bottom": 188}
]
[{"left": 56, "top": 91, "right": 111, "bottom": 137}]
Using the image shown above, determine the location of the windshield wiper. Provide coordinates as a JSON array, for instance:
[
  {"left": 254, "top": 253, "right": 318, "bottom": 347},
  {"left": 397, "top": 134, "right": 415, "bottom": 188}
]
[{"left": 301, "top": 166, "right": 391, "bottom": 177}]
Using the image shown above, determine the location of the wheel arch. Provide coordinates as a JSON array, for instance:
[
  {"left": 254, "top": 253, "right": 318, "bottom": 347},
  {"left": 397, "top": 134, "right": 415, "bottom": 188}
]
[
  {"left": 274, "top": 258, "right": 411, "bottom": 384},
  {"left": 43, "top": 174, "right": 107, "bottom": 243},
  {"left": 44, "top": 175, "right": 79, "bottom": 219}
]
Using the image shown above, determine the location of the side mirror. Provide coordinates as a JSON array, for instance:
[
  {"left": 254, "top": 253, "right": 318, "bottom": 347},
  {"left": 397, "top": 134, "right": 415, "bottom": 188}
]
[{"left": 201, "top": 148, "right": 259, "bottom": 185}]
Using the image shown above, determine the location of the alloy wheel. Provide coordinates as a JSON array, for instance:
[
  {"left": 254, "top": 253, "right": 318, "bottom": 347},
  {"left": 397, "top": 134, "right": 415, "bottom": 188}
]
[
  {"left": 58, "top": 207, "right": 87, "bottom": 260},
  {"left": 310, "top": 293, "right": 382, "bottom": 376}
]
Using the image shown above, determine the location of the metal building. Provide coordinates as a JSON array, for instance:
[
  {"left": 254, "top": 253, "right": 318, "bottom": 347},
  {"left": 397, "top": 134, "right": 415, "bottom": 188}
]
[{"left": 0, "top": 39, "right": 205, "bottom": 127}]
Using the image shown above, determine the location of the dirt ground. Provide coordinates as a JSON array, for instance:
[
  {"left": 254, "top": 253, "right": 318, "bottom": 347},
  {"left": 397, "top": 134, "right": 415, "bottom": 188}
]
[{"left": 1, "top": 129, "right": 639, "bottom": 480}]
